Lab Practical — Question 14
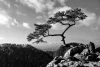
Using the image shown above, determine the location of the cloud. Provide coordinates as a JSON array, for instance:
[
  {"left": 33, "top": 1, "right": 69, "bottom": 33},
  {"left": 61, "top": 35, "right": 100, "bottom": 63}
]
[
  {"left": 92, "top": 27, "right": 99, "bottom": 31},
  {"left": 48, "top": 41, "right": 61, "bottom": 44},
  {"left": 0, "top": 9, "right": 19, "bottom": 27},
  {"left": 17, "top": 0, "right": 69, "bottom": 13},
  {"left": 18, "top": 0, "right": 55, "bottom": 13},
  {"left": 14, "top": 4, "right": 19, "bottom": 8},
  {"left": 11, "top": 19, "right": 19, "bottom": 26},
  {"left": 22, "top": 22, "right": 31, "bottom": 29},
  {"left": 0, "top": 9, "right": 11, "bottom": 27},
  {"left": 36, "top": 22, "right": 45, "bottom": 24},
  {"left": 16, "top": 9, "right": 27, "bottom": 16},
  {"left": 92, "top": 16, "right": 100, "bottom": 30},
  {"left": 51, "top": 23, "right": 66, "bottom": 30},
  {"left": 51, "top": 23, "right": 61, "bottom": 30},
  {"left": 98, "top": 16, "right": 100, "bottom": 24},
  {"left": 57, "top": 0, "right": 68, "bottom": 6},
  {"left": 51, "top": 23, "right": 59, "bottom": 30},
  {"left": 0, "top": 37, "right": 4, "bottom": 40},
  {"left": 0, "top": 0, "right": 11, "bottom": 8},
  {"left": 78, "top": 9, "right": 97, "bottom": 26},
  {"left": 86, "top": 16, "right": 100, "bottom": 31},
  {"left": 36, "top": 16, "right": 42, "bottom": 19}
]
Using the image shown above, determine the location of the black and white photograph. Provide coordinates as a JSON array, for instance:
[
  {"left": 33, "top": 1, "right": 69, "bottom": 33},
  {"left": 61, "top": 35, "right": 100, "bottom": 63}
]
[{"left": 0, "top": 0, "right": 100, "bottom": 67}]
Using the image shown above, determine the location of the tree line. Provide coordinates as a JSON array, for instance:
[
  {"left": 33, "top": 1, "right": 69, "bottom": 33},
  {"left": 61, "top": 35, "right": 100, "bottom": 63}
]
[{"left": 0, "top": 43, "right": 53, "bottom": 67}]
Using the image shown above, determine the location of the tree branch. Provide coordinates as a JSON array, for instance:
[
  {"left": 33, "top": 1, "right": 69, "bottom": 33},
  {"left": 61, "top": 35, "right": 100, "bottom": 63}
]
[
  {"left": 61, "top": 35, "right": 66, "bottom": 45},
  {"left": 59, "top": 21, "right": 70, "bottom": 25},
  {"left": 44, "top": 34, "right": 61, "bottom": 37},
  {"left": 60, "top": 21, "right": 76, "bottom": 45},
  {"left": 62, "top": 21, "right": 75, "bottom": 35},
  {"left": 62, "top": 25, "right": 71, "bottom": 35}
]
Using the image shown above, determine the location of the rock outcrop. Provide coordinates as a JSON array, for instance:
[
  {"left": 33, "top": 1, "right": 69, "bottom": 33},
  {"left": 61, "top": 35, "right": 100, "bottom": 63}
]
[{"left": 46, "top": 42, "right": 100, "bottom": 67}]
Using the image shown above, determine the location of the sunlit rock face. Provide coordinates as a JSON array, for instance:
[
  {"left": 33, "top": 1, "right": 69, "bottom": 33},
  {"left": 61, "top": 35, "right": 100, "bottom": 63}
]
[
  {"left": 46, "top": 42, "right": 100, "bottom": 67},
  {"left": 55, "top": 42, "right": 81, "bottom": 57}
]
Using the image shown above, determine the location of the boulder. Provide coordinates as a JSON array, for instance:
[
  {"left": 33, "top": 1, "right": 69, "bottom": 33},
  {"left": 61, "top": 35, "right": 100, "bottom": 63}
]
[
  {"left": 88, "top": 42, "right": 95, "bottom": 53},
  {"left": 55, "top": 56, "right": 64, "bottom": 64},
  {"left": 70, "top": 45, "right": 86, "bottom": 56},
  {"left": 64, "top": 45, "right": 86, "bottom": 59},
  {"left": 81, "top": 49, "right": 89, "bottom": 56},
  {"left": 86, "top": 54, "right": 98, "bottom": 61},
  {"left": 46, "top": 57, "right": 59, "bottom": 67},
  {"left": 74, "top": 53, "right": 84, "bottom": 61},
  {"left": 69, "top": 56, "right": 79, "bottom": 61}
]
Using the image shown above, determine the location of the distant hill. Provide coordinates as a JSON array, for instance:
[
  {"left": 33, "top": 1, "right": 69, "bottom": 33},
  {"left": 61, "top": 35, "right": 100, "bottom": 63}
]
[{"left": 0, "top": 43, "right": 53, "bottom": 67}]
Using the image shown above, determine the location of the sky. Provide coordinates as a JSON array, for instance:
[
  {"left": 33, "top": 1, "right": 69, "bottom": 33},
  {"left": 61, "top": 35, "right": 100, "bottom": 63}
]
[{"left": 0, "top": 0, "right": 100, "bottom": 49}]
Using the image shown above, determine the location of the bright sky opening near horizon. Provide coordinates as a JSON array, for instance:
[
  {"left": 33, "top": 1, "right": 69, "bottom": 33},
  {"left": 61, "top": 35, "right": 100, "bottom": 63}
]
[{"left": 0, "top": 0, "right": 100, "bottom": 49}]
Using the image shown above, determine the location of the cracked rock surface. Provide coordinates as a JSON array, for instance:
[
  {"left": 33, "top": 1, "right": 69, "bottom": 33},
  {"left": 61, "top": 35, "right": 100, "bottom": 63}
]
[{"left": 46, "top": 42, "right": 100, "bottom": 67}]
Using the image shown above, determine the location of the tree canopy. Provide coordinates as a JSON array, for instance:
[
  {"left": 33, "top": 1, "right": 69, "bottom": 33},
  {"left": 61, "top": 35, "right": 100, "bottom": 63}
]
[{"left": 27, "top": 8, "right": 87, "bottom": 45}]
